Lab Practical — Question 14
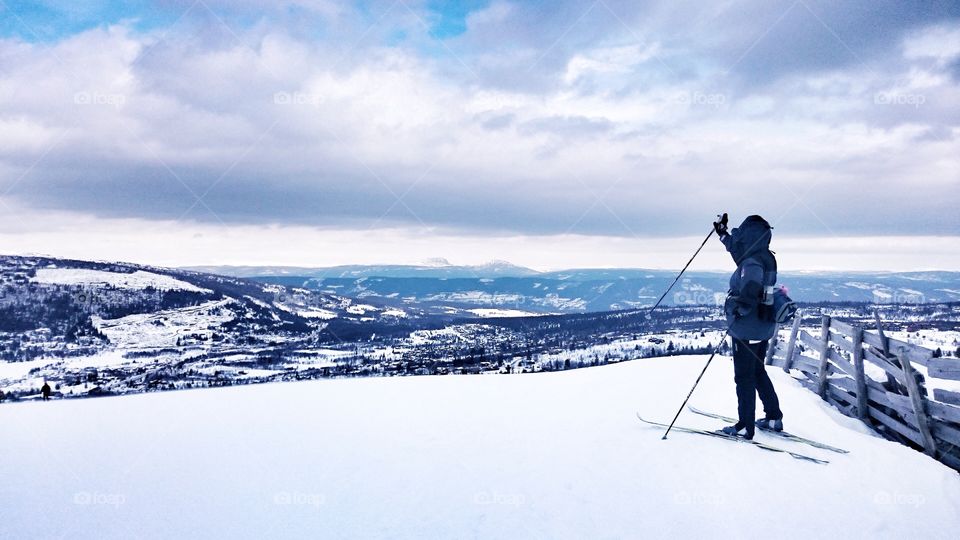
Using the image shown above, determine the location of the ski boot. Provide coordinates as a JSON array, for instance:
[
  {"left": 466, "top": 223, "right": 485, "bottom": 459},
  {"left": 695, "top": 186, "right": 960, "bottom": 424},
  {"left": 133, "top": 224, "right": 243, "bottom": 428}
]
[
  {"left": 720, "top": 424, "right": 754, "bottom": 440},
  {"left": 756, "top": 417, "right": 784, "bottom": 432}
]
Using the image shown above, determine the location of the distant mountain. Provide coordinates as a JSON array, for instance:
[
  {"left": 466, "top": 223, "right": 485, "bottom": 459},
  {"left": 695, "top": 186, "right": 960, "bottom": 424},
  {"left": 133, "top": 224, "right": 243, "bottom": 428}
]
[
  {"left": 186, "top": 259, "right": 541, "bottom": 279},
  {"left": 0, "top": 254, "right": 454, "bottom": 363},
  {"left": 3, "top": 254, "right": 957, "bottom": 402},
  {"left": 214, "top": 265, "right": 960, "bottom": 314}
]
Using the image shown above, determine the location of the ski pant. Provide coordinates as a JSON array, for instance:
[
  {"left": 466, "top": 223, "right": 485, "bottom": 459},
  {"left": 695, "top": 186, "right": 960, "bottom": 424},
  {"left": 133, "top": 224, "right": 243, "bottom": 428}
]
[{"left": 732, "top": 338, "right": 782, "bottom": 433}]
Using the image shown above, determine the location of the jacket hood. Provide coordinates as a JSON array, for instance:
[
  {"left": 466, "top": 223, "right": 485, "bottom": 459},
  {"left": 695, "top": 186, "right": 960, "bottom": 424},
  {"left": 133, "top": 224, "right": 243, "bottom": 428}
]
[{"left": 726, "top": 215, "right": 772, "bottom": 265}]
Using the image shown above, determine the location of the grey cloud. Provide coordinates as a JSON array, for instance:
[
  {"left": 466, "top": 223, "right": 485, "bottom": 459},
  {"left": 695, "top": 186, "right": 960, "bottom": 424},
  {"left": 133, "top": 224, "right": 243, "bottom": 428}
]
[
  {"left": 517, "top": 115, "right": 615, "bottom": 137},
  {"left": 1, "top": 2, "right": 959, "bottom": 241},
  {"left": 9, "top": 148, "right": 958, "bottom": 239},
  {"left": 450, "top": 0, "right": 960, "bottom": 92},
  {"left": 914, "top": 125, "right": 955, "bottom": 142},
  {"left": 478, "top": 112, "right": 515, "bottom": 130},
  {"left": 950, "top": 57, "right": 960, "bottom": 81}
]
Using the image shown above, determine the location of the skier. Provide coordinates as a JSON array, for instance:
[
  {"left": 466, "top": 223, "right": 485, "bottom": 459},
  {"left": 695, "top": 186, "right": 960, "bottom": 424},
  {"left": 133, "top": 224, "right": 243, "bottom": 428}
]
[
  {"left": 713, "top": 215, "right": 783, "bottom": 439},
  {"left": 41, "top": 382, "right": 51, "bottom": 401}
]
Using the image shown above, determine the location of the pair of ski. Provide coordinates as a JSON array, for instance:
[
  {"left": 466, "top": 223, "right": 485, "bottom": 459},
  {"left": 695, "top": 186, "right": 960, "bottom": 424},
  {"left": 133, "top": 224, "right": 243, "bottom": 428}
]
[{"left": 637, "top": 407, "right": 848, "bottom": 465}]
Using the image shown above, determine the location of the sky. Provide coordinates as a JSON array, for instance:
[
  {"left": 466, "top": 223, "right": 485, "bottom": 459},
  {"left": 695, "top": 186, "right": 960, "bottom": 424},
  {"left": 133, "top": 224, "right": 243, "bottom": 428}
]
[{"left": 0, "top": 0, "right": 958, "bottom": 271}]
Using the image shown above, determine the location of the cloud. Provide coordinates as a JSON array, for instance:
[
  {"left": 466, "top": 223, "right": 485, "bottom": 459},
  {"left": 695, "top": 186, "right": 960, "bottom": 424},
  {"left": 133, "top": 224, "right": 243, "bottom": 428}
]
[
  {"left": 903, "top": 23, "right": 960, "bottom": 63},
  {"left": 2, "top": 200, "right": 958, "bottom": 271},
  {"left": 563, "top": 43, "right": 662, "bottom": 84},
  {"left": 0, "top": 1, "right": 958, "bottom": 268}
]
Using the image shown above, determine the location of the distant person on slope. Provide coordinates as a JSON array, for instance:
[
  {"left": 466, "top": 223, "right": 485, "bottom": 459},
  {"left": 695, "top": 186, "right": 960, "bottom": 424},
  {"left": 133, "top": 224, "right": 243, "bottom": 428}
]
[
  {"left": 41, "top": 382, "right": 52, "bottom": 401},
  {"left": 713, "top": 215, "right": 783, "bottom": 440}
]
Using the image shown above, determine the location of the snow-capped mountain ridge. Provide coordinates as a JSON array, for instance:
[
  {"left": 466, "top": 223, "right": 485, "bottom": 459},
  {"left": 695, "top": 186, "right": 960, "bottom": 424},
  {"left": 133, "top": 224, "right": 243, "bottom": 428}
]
[
  {"left": 0, "top": 254, "right": 438, "bottom": 363},
  {"left": 185, "top": 260, "right": 542, "bottom": 279},
  {"left": 249, "top": 269, "right": 960, "bottom": 314}
]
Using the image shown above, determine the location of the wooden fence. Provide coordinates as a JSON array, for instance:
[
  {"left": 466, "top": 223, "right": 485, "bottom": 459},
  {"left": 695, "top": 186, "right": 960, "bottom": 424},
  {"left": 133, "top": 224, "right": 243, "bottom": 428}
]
[{"left": 766, "top": 312, "right": 960, "bottom": 472}]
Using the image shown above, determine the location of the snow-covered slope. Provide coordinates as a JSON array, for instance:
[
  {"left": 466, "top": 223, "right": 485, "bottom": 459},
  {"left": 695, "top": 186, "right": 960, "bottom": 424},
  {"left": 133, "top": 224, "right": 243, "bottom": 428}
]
[
  {"left": 2, "top": 356, "right": 958, "bottom": 539},
  {"left": 1, "top": 254, "right": 432, "bottom": 368},
  {"left": 31, "top": 268, "right": 212, "bottom": 293}
]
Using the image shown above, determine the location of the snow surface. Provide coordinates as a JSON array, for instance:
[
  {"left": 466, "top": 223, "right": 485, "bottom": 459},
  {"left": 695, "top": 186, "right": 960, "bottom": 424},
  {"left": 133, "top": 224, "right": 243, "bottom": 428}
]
[
  {"left": 467, "top": 308, "right": 544, "bottom": 318},
  {"left": 0, "top": 357, "right": 55, "bottom": 381},
  {"left": 2, "top": 356, "right": 958, "bottom": 539},
  {"left": 31, "top": 268, "right": 211, "bottom": 293},
  {"left": 293, "top": 306, "right": 339, "bottom": 319},
  {"left": 345, "top": 303, "right": 379, "bottom": 315},
  {"left": 92, "top": 299, "right": 235, "bottom": 349}
]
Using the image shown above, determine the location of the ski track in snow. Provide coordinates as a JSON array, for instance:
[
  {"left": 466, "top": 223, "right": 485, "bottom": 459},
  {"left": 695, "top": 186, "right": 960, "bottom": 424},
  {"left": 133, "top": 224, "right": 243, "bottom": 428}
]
[{"left": 2, "top": 356, "right": 959, "bottom": 539}]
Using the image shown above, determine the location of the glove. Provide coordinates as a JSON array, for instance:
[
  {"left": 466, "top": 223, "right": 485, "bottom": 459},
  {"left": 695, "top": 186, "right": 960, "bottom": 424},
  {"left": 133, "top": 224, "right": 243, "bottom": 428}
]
[
  {"left": 726, "top": 294, "right": 753, "bottom": 319},
  {"left": 713, "top": 213, "right": 729, "bottom": 237}
]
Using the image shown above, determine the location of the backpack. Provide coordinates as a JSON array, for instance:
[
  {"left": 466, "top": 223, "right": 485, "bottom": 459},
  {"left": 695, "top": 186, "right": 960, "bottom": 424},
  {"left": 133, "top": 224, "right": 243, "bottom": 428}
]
[
  {"left": 746, "top": 249, "right": 796, "bottom": 324},
  {"left": 765, "top": 285, "right": 797, "bottom": 324}
]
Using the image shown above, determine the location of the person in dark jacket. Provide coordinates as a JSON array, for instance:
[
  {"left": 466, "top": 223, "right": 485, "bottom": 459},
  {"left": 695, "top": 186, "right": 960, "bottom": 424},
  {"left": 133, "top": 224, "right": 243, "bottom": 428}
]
[
  {"left": 714, "top": 215, "right": 783, "bottom": 439},
  {"left": 41, "top": 382, "right": 51, "bottom": 401}
]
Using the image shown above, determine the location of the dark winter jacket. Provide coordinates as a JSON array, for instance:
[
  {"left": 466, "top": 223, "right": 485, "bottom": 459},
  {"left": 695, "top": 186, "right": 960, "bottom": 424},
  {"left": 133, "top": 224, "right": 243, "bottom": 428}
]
[{"left": 721, "top": 216, "right": 778, "bottom": 341}]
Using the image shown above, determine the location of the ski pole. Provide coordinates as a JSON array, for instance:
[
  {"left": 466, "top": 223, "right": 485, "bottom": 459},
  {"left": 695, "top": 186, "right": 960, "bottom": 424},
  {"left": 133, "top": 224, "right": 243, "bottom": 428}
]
[
  {"left": 661, "top": 329, "right": 729, "bottom": 440},
  {"left": 645, "top": 216, "right": 724, "bottom": 319}
]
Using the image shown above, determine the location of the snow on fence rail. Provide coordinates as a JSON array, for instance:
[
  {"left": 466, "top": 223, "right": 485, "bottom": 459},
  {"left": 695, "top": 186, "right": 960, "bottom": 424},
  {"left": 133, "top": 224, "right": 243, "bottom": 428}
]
[{"left": 766, "top": 312, "right": 960, "bottom": 472}]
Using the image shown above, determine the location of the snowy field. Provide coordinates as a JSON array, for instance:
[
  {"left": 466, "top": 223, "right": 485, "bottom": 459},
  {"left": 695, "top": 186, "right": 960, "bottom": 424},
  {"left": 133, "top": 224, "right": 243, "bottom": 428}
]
[
  {"left": 2, "top": 356, "right": 959, "bottom": 539},
  {"left": 93, "top": 299, "right": 235, "bottom": 349},
  {"left": 30, "top": 268, "right": 211, "bottom": 293},
  {"left": 467, "top": 308, "right": 545, "bottom": 318}
]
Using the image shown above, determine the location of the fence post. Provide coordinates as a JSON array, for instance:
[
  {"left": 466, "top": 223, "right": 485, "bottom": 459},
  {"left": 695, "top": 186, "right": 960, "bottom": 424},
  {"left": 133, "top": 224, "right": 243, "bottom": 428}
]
[
  {"left": 817, "top": 315, "right": 831, "bottom": 398},
  {"left": 852, "top": 327, "right": 868, "bottom": 421},
  {"left": 873, "top": 310, "right": 901, "bottom": 390},
  {"left": 873, "top": 310, "right": 890, "bottom": 357},
  {"left": 898, "top": 346, "right": 938, "bottom": 457},
  {"left": 782, "top": 314, "right": 802, "bottom": 372},
  {"left": 765, "top": 323, "right": 780, "bottom": 365}
]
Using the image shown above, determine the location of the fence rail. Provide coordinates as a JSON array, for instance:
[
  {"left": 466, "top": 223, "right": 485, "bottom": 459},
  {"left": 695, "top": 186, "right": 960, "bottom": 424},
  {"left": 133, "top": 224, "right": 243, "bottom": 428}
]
[{"left": 766, "top": 312, "right": 960, "bottom": 471}]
